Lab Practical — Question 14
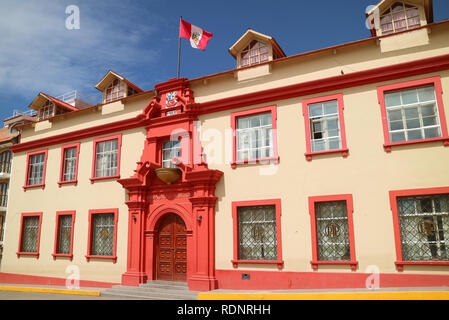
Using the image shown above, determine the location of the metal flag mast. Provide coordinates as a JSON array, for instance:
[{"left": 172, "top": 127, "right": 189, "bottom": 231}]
[{"left": 177, "top": 16, "right": 182, "bottom": 78}]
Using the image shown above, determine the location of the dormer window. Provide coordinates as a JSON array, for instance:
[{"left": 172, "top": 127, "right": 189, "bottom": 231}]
[
  {"left": 380, "top": 2, "right": 421, "bottom": 35},
  {"left": 240, "top": 40, "right": 269, "bottom": 67},
  {"left": 105, "top": 79, "right": 125, "bottom": 103},
  {"left": 38, "top": 100, "right": 67, "bottom": 120}
]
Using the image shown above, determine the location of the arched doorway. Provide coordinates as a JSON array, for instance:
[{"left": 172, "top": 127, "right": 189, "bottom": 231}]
[{"left": 155, "top": 213, "right": 187, "bottom": 281}]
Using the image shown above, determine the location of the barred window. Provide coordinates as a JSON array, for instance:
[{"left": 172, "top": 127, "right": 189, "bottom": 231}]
[
  {"left": 27, "top": 153, "right": 46, "bottom": 186},
  {"left": 385, "top": 85, "right": 442, "bottom": 143},
  {"left": 238, "top": 205, "right": 277, "bottom": 261},
  {"left": 91, "top": 213, "right": 115, "bottom": 256},
  {"left": 308, "top": 100, "right": 341, "bottom": 152},
  {"left": 315, "top": 201, "right": 351, "bottom": 261},
  {"left": 0, "top": 182, "right": 8, "bottom": 207},
  {"left": 21, "top": 216, "right": 40, "bottom": 253},
  {"left": 380, "top": 2, "right": 420, "bottom": 35},
  {"left": 397, "top": 194, "right": 449, "bottom": 261},
  {"left": 162, "top": 141, "right": 181, "bottom": 168},
  {"left": 62, "top": 147, "right": 77, "bottom": 182},
  {"left": 95, "top": 139, "right": 118, "bottom": 178},
  {"left": 56, "top": 215, "right": 72, "bottom": 255},
  {"left": 236, "top": 112, "right": 273, "bottom": 161}
]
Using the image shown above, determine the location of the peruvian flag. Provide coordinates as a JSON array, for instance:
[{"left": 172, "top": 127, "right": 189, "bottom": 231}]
[{"left": 179, "top": 19, "right": 213, "bottom": 51}]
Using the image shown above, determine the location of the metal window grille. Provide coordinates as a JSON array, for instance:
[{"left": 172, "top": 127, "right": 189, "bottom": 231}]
[
  {"left": 62, "top": 147, "right": 77, "bottom": 181},
  {"left": 0, "top": 183, "right": 8, "bottom": 207},
  {"left": 315, "top": 201, "right": 351, "bottom": 261},
  {"left": 27, "top": 153, "right": 45, "bottom": 186},
  {"left": 238, "top": 205, "right": 277, "bottom": 261},
  {"left": 385, "top": 85, "right": 442, "bottom": 143},
  {"left": 91, "top": 213, "right": 114, "bottom": 256},
  {"left": 0, "top": 151, "right": 11, "bottom": 174},
  {"left": 236, "top": 112, "right": 273, "bottom": 161},
  {"left": 21, "top": 216, "right": 40, "bottom": 252},
  {"left": 57, "top": 215, "right": 72, "bottom": 254},
  {"left": 162, "top": 141, "right": 181, "bottom": 168},
  {"left": 380, "top": 2, "right": 421, "bottom": 35},
  {"left": 308, "top": 100, "right": 342, "bottom": 152},
  {"left": 397, "top": 194, "right": 449, "bottom": 261},
  {"left": 95, "top": 139, "right": 118, "bottom": 178}
]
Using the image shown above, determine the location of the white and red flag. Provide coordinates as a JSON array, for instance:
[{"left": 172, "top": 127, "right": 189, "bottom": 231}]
[{"left": 179, "top": 19, "right": 213, "bottom": 51}]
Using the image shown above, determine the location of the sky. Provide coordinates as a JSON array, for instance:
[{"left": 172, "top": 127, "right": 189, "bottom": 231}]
[{"left": 1, "top": 0, "right": 449, "bottom": 124}]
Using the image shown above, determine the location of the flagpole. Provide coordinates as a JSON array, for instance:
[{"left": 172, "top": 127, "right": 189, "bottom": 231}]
[{"left": 177, "top": 16, "right": 182, "bottom": 78}]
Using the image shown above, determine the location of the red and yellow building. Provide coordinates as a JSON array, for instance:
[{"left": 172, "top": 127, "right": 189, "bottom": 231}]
[{"left": 1, "top": 0, "right": 449, "bottom": 291}]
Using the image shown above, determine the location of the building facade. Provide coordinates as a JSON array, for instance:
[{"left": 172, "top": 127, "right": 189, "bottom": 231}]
[{"left": 1, "top": 0, "right": 449, "bottom": 291}]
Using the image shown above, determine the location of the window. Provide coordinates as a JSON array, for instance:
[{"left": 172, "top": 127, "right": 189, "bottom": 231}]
[
  {"left": 162, "top": 140, "right": 181, "bottom": 168},
  {"left": 52, "top": 211, "right": 75, "bottom": 260},
  {"left": 23, "top": 149, "right": 48, "bottom": 190},
  {"left": 0, "top": 151, "right": 11, "bottom": 174},
  {"left": 232, "top": 199, "right": 283, "bottom": 269},
  {"left": 38, "top": 100, "right": 55, "bottom": 120},
  {"left": 377, "top": 77, "right": 449, "bottom": 151},
  {"left": 302, "top": 94, "right": 348, "bottom": 160},
  {"left": 380, "top": 2, "right": 421, "bottom": 35},
  {"left": 240, "top": 40, "right": 269, "bottom": 67},
  {"left": 90, "top": 134, "right": 122, "bottom": 183},
  {"left": 17, "top": 212, "right": 42, "bottom": 258},
  {"left": 127, "top": 86, "right": 139, "bottom": 97},
  {"left": 105, "top": 79, "right": 125, "bottom": 103},
  {"left": 231, "top": 105, "right": 279, "bottom": 168},
  {"left": 58, "top": 143, "right": 80, "bottom": 187},
  {"left": 390, "top": 187, "right": 449, "bottom": 270},
  {"left": 0, "top": 182, "right": 8, "bottom": 207},
  {"left": 0, "top": 214, "right": 4, "bottom": 242},
  {"left": 308, "top": 195, "right": 357, "bottom": 270},
  {"left": 86, "top": 209, "right": 118, "bottom": 262}
]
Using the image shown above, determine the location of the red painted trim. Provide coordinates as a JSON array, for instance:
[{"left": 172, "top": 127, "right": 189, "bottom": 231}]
[
  {"left": 389, "top": 186, "right": 449, "bottom": 271},
  {"left": 16, "top": 212, "right": 43, "bottom": 258},
  {"left": 215, "top": 269, "right": 449, "bottom": 290},
  {"left": 302, "top": 94, "right": 349, "bottom": 160},
  {"left": 52, "top": 211, "right": 76, "bottom": 261},
  {"left": 231, "top": 199, "right": 284, "bottom": 269},
  {"left": 0, "top": 272, "right": 118, "bottom": 288},
  {"left": 57, "top": 143, "right": 80, "bottom": 187},
  {"left": 86, "top": 208, "right": 118, "bottom": 263},
  {"left": 23, "top": 149, "right": 48, "bottom": 191},
  {"left": 308, "top": 194, "right": 358, "bottom": 270},
  {"left": 377, "top": 76, "right": 449, "bottom": 152},
  {"left": 230, "top": 105, "right": 279, "bottom": 168},
  {"left": 90, "top": 134, "right": 122, "bottom": 183}
]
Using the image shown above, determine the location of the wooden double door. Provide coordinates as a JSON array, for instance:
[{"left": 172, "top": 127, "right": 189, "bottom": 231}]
[{"left": 156, "top": 213, "right": 187, "bottom": 281}]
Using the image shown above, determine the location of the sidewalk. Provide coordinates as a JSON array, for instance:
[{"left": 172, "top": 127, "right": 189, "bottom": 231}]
[{"left": 0, "top": 283, "right": 102, "bottom": 297}]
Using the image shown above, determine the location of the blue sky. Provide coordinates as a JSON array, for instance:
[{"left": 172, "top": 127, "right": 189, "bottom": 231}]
[{"left": 1, "top": 0, "right": 449, "bottom": 124}]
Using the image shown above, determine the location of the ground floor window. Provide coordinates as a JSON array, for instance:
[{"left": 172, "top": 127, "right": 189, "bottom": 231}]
[
  {"left": 86, "top": 209, "right": 118, "bottom": 263},
  {"left": 17, "top": 212, "right": 42, "bottom": 258},
  {"left": 53, "top": 211, "right": 75, "bottom": 260}
]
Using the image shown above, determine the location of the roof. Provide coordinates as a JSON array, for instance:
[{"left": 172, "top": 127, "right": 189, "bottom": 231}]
[
  {"left": 95, "top": 70, "right": 144, "bottom": 93},
  {"left": 28, "top": 92, "right": 79, "bottom": 112},
  {"left": 228, "top": 29, "right": 286, "bottom": 60},
  {"left": 0, "top": 127, "right": 18, "bottom": 144}
]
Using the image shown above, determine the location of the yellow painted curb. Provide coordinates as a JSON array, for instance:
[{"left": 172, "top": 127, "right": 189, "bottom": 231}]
[
  {"left": 0, "top": 286, "right": 101, "bottom": 296},
  {"left": 198, "top": 291, "right": 449, "bottom": 300}
]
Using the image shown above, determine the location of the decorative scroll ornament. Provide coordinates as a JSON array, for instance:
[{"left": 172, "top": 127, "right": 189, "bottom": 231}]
[
  {"left": 326, "top": 223, "right": 340, "bottom": 238},
  {"left": 418, "top": 219, "right": 435, "bottom": 236},
  {"left": 101, "top": 228, "right": 109, "bottom": 239},
  {"left": 63, "top": 229, "right": 70, "bottom": 240},
  {"left": 252, "top": 225, "right": 264, "bottom": 241}
]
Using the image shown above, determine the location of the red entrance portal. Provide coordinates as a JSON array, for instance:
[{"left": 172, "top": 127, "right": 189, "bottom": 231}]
[{"left": 156, "top": 213, "right": 187, "bottom": 281}]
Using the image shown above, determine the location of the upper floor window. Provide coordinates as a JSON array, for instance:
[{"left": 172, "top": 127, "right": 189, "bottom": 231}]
[
  {"left": 59, "top": 143, "right": 80, "bottom": 187},
  {"left": 91, "top": 134, "right": 122, "bottom": 182},
  {"left": 38, "top": 100, "right": 54, "bottom": 120},
  {"left": 0, "top": 151, "right": 11, "bottom": 174},
  {"left": 0, "top": 182, "right": 8, "bottom": 208},
  {"left": 380, "top": 2, "right": 421, "bottom": 35},
  {"left": 24, "top": 150, "right": 48, "bottom": 190},
  {"left": 240, "top": 40, "right": 269, "bottom": 67},
  {"left": 105, "top": 79, "right": 125, "bottom": 103},
  {"left": 162, "top": 140, "right": 181, "bottom": 168}
]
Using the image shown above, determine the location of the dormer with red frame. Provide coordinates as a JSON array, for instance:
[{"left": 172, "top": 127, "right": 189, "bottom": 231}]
[
  {"left": 29, "top": 93, "right": 78, "bottom": 121},
  {"left": 228, "top": 29, "right": 286, "bottom": 69},
  {"left": 95, "top": 70, "right": 144, "bottom": 104},
  {"left": 367, "top": 0, "right": 433, "bottom": 37}
]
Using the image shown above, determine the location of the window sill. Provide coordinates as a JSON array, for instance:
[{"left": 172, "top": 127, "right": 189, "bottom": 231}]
[
  {"left": 305, "top": 148, "right": 349, "bottom": 161},
  {"left": 89, "top": 175, "right": 120, "bottom": 184},
  {"left": 384, "top": 137, "right": 449, "bottom": 152},
  {"left": 57, "top": 180, "right": 78, "bottom": 188},
  {"left": 16, "top": 252, "right": 39, "bottom": 259},
  {"left": 22, "top": 184, "right": 45, "bottom": 191},
  {"left": 231, "top": 156, "right": 279, "bottom": 169},
  {"left": 311, "top": 260, "right": 358, "bottom": 271},
  {"left": 395, "top": 260, "right": 449, "bottom": 271},
  {"left": 232, "top": 259, "right": 284, "bottom": 269},
  {"left": 52, "top": 253, "right": 73, "bottom": 261},
  {"left": 85, "top": 255, "right": 117, "bottom": 263}
]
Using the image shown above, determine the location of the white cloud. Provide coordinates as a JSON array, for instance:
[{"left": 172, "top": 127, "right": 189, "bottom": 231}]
[{"left": 0, "top": 0, "right": 161, "bottom": 103}]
